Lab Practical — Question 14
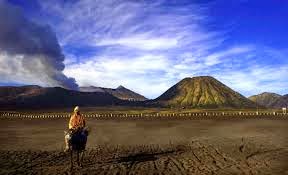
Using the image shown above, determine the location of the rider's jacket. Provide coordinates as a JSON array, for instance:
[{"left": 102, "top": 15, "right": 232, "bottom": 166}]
[{"left": 69, "top": 113, "right": 86, "bottom": 130}]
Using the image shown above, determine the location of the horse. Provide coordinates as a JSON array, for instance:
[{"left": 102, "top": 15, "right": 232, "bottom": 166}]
[{"left": 66, "top": 129, "right": 88, "bottom": 170}]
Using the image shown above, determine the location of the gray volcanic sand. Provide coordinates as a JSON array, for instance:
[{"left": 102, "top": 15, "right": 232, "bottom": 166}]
[{"left": 0, "top": 117, "right": 287, "bottom": 174}]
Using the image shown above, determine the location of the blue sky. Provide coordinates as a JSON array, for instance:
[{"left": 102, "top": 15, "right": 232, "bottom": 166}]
[{"left": 1, "top": 0, "right": 288, "bottom": 99}]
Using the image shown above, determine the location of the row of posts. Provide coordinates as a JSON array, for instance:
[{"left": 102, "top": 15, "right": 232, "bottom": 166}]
[{"left": 0, "top": 111, "right": 287, "bottom": 119}]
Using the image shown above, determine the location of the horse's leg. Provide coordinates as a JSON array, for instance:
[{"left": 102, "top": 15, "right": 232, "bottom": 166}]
[
  {"left": 80, "top": 150, "right": 84, "bottom": 166},
  {"left": 78, "top": 151, "right": 84, "bottom": 167},
  {"left": 70, "top": 150, "right": 73, "bottom": 171},
  {"left": 77, "top": 150, "right": 80, "bottom": 166}
]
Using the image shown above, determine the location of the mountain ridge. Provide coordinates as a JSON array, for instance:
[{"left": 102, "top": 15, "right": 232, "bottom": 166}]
[
  {"left": 2, "top": 76, "right": 286, "bottom": 109},
  {"left": 79, "top": 85, "right": 148, "bottom": 101},
  {"left": 0, "top": 86, "right": 122, "bottom": 109},
  {"left": 270, "top": 94, "right": 288, "bottom": 108},
  {"left": 248, "top": 92, "right": 282, "bottom": 108}
]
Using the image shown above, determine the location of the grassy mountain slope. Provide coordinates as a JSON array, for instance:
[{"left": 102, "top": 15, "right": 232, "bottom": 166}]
[{"left": 154, "top": 76, "right": 256, "bottom": 108}]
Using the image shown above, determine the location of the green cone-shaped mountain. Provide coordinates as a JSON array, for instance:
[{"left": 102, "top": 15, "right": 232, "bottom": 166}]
[{"left": 155, "top": 76, "right": 256, "bottom": 108}]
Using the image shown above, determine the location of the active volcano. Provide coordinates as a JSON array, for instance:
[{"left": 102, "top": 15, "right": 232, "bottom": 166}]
[{"left": 154, "top": 76, "right": 256, "bottom": 108}]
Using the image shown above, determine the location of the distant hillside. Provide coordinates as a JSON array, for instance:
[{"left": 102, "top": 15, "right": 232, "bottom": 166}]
[
  {"left": 79, "top": 86, "right": 106, "bottom": 93},
  {"left": 79, "top": 85, "right": 148, "bottom": 101},
  {"left": 249, "top": 92, "right": 282, "bottom": 108},
  {"left": 153, "top": 76, "right": 257, "bottom": 108},
  {"left": 0, "top": 86, "right": 121, "bottom": 109},
  {"left": 270, "top": 94, "right": 288, "bottom": 108}
]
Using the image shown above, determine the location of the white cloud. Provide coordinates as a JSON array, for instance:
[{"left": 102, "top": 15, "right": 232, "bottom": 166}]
[
  {"left": 63, "top": 54, "right": 174, "bottom": 98},
  {"left": 39, "top": 0, "right": 217, "bottom": 50},
  {"left": 215, "top": 65, "right": 288, "bottom": 97},
  {"left": 204, "top": 46, "right": 253, "bottom": 66},
  {"left": 97, "top": 35, "right": 178, "bottom": 50},
  {"left": 38, "top": 0, "right": 288, "bottom": 98}
]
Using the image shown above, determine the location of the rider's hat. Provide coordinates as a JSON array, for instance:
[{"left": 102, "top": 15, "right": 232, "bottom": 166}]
[{"left": 74, "top": 106, "right": 80, "bottom": 112}]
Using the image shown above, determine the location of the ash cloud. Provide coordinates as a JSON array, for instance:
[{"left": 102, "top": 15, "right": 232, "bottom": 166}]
[{"left": 0, "top": 1, "right": 78, "bottom": 89}]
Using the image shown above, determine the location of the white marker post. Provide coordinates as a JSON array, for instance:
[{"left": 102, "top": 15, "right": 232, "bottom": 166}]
[{"left": 282, "top": 107, "right": 287, "bottom": 115}]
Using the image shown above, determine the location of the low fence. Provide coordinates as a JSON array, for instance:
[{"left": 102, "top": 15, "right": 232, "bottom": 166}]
[{"left": 0, "top": 111, "right": 287, "bottom": 119}]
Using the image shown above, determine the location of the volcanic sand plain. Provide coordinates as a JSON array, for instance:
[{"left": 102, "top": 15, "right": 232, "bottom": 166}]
[{"left": 0, "top": 116, "right": 287, "bottom": 174}]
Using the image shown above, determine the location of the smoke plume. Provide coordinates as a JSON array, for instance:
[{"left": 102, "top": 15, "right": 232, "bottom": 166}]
[{"left": 0, "top": 1, "right": 78, "bottom": 89}]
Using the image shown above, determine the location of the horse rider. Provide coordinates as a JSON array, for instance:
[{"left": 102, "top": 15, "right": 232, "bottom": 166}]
[{"left": 64, "top": 106, "right": 86, "bottom": 152}]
